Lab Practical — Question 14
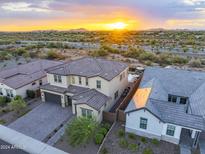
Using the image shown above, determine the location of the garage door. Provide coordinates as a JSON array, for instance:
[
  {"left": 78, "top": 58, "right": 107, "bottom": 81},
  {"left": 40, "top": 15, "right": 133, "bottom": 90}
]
[{"left": 44, "top": 92, "right": 61, "bottom": 104}]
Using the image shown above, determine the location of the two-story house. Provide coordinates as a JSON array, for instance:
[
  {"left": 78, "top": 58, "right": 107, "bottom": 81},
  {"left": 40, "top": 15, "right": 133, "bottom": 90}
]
[
  {"left": 40, "top": 57, "right": 129, "bottom": 122},
  {"left": 125, "top": 67, "right": 205, "bottom": 148},
  {"left": 0, "top": 60, "right": 63, "bottom": 98}
]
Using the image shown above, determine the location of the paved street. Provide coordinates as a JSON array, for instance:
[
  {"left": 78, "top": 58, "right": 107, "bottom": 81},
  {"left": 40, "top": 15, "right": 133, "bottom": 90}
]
[{"left": 8, "top": 101, "right": 73, "bottom": 141}]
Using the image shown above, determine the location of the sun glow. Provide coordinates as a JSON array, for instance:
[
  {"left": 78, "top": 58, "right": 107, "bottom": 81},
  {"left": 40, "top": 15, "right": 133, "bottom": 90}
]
[{"left": 106, "top": 22, "right": 128, "bottom": 30}]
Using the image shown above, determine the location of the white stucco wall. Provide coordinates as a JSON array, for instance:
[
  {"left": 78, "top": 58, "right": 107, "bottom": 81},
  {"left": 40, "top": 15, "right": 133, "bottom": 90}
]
[
  {"left": 126, "top": 109, "right": 164, "bottom": 139},
  {"left": 0, "top": 77, "right": 47, "bottom": 98},
  {"left": 161, "top": 123, "right": 182, "bottom": 144},
  {"left": 125, "top": 109, "right": 188, "bottom": 144}
]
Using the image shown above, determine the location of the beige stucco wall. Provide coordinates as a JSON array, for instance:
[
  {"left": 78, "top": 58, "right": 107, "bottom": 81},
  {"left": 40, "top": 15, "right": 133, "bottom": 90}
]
[
  {"left": 40, "top": 89, "right": 66, "bottom": 107},
  {"left": 47, "top": 73, "right": 68, "bottom": 88},
  {"left": 75, "top": 103, "right": 105, "bottom": 122}
]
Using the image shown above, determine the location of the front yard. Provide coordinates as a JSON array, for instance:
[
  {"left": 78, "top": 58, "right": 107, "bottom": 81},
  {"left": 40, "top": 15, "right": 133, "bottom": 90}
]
[
  {"left": 0, "top": 98, "right": 41, "bottom": 125},
  {"left": 100, "top": 123, "right": 180, "bottom": 154},
  {"left": 54, "top": 117, "right": 112, "bottom": 154}
]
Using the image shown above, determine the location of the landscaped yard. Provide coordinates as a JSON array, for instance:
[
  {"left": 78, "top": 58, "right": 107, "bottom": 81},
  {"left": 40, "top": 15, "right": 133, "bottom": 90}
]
[
  {"left": 0, "top": 98, "right": 41, "bottom": 125},
  {"left": 54, "top": 117, "right": 111, "bottom": 154},
  {"left": 100, "top": 123, "right": 180, "bottom": 154}
]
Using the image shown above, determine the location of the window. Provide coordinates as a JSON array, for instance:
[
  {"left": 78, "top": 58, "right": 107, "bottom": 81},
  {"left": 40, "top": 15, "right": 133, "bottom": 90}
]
[
  {"left": 114, "top": 90, "right": 119, "bottom": 100},
  {"left": 32, "top": 82, "right": 36, "bottom": 85},
  {"left": 39, "top": 80, "right": 42, "bottom": 86},
  {"left": 168, "top": 94, "right": 177, "bottom": 103},
  {"left": 6, "top": 89, "right": 13, "bottom": 97},
  {"left": 86, "top": 77, "right": 89, "bottom": 86},
  {"left": 54, "top": 75, "right": 62, "bottom": 83},
  {"left": 79, "top": 77, "right": 82, "bottom": 85},
  {"left": 54, "top": 75, "right": 58, "bottom": 82},
  {"left": 180, "top": 97, "right": 187, "bottom": 104},
  {"left": 140, "top": 117, "right": 148, "bottom": 129},
  {"left": 71, "top": 76, "right": 75, "bottom": 84},
  {"left": 0, "top": 88, "right": 3, "bottom": 95},
  {"left": 120, "top": 74, "right": 123, "bottom": 81},
  {"left": 166, "top": 125, "right": 175, "bottom": 136},
  {"left": 96, "top": 80, "right": 101, "bottom": 89},
  {"left": 81, "top": 108, "right": 92, "bottom": 118}
]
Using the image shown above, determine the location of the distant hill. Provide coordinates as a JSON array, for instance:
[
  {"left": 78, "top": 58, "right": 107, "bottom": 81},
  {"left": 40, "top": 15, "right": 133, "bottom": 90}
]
[{"left": 69, "top": 28, "right": 89, "bottom": 32}]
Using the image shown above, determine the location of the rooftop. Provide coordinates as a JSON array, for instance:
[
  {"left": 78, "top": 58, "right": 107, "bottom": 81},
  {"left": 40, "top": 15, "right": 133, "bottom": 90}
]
[
  {"left": 126, "top": 67, "right": 205, "bottom": 130},
  {"left": 0, "top": 60, "right": 63, "bottom": 89},
  {"left": 47, "top": 57, "right": 128, "bottom": 81}
]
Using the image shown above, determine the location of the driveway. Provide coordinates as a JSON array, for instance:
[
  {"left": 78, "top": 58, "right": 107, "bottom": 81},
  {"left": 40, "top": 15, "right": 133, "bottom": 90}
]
[{"left": 8, "top": 101, "right": 73, "bottom": 141}]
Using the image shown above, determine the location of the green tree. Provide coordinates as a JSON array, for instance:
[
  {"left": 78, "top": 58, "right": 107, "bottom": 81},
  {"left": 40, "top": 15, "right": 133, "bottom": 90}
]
[
  {"left": 9, "top": 96, "right": 27, "bottom": 113},
  {"left": 65, "top": 117, "right": 98, "bottom": 147}
]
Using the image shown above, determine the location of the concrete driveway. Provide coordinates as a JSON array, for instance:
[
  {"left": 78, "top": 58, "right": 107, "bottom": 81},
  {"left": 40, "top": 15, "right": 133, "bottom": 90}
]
[{"left": 8, "top": 101, "right": 73, "bottom": 141}]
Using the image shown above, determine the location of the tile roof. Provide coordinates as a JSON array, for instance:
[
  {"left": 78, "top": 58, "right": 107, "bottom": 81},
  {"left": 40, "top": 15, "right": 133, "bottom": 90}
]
[
  {"left": 125, "top": 67, "right": 205, "bottom": 130},
  {"left": 72, "top": 89, "right": 111, "bottom": 110},
  {"left": 47, "top": 57, "right": 128, "bottom": 81},
  {"left": 40, "top": 84, "right": 88, "bottom": 94},
  {"left": 41, "top": 84, "right": 109, "bottom": 110},
  {"left": 0, "top": 60, "right": 63, "bottom": 89}
]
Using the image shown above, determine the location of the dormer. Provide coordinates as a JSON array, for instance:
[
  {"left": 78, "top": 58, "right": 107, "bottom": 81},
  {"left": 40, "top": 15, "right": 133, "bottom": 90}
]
[{"left": 168, "top": 94, "right": 188, "bottom": 105}]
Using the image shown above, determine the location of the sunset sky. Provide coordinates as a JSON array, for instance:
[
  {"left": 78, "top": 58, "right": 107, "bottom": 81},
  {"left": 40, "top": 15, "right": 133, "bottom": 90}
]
[{"left": 0, "top": 0, "right": 205, "bottom": 31}]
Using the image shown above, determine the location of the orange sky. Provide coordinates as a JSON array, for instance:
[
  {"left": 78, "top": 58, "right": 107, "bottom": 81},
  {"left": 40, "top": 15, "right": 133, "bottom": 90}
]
[{"left": 0, "top": 0, "right": 205, "bottom": 31}]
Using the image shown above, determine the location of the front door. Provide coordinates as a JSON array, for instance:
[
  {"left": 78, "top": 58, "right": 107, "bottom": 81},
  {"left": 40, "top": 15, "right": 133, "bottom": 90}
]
[
  {"left": 193, "top": 131, "right": 200, "bottom": 148},
  {"left": 67, "top": 96, "right": 72, "bottom": 106}
]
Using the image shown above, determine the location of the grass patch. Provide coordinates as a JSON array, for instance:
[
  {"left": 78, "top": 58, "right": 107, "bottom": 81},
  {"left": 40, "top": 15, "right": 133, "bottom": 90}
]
[
  {"left": 0, "top": 119, "right": 6, "bottom": 125},
  {"left": 141, "top": 137, "right": 147, "bottom": 143},
  {"left": 118, "top": 138, "right": 128, "bottom": 148},
  {"left": 143, "top": 148, "right": 153, "bottom": 154},
  {"left": 128, "top": 132, "right": 136, "bottom": 140},
  {"left": 128, "top": 143, "right": 138, "bottom": 152},
  {"left": 151, "top": 138, "right": 159, "bottom": 145},
  {"left": 117, "top": 128, "right": 125, "bottom": 138}
]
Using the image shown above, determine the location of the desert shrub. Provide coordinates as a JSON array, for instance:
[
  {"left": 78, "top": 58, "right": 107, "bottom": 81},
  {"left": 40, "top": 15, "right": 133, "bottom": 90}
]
[
  {"left": 128, "top": 132, "right": 136, "bottom": 140},
  {"left": 118, "top": 138, "right": 128, "bottom": 148},
  {"left": 139, "top": 52, "right": 157, "bottom": 62},
  {"left": 151, "top": 138, "right": 159, "bottom": 145},
  {"left": 118, "top": 128, "right": 125, "bottom": 137},
  {"left": 189, "top": 59, "right": 202, "bottom": 67},
  {"left": 141, "top": 137, "right": 147, "bottom": 143},
  {"left": 0, "top": 96, "right": 7, "bottom": 107},
  {"left": 94, "top": 133, "right": 104, "bottom": 145},
  {"left": 101, "top": 122, "right": 111, "bottom": 131},
  {"left": 90, "top": 49, "right": 108, "bottom": 57},
  {"left": 98, "top": 128, "right": 108, "bottom": 136},
  {"left": 0, "top": 119, "right": 6, "bottom": 125},
  {"left": 128, "top": 143, "right": 138, "bottom": 152},
  {"left": 9, "top": 96, "right": 27, "bottom": 113},
  {"left": 46, "top": 50, "right": 66, "bottom": 60},
  {"left": 143, "top": 148, "right": 153, "bottom": 154},
  {"left": 26, "top": 90, "right": 36, "bottom": 98},
  {"left": 65, "top": 117, "right": 98, "bottom": 147}
]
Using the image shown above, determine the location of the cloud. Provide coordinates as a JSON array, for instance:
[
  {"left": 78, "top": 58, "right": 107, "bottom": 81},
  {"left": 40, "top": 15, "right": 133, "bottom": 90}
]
[
  {"left": 0, "top": 0, "right": 205, "bottom": 30},
  {"left": 1, "top": 1, "right": 51, "bottom": 12}
]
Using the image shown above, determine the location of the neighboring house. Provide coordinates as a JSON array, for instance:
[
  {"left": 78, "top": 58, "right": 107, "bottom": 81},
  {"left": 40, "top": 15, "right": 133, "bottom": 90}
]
[
  {"left": 40, "top": 57, "right": 128, "bottom": 122},
  {"left": 125, "top": 67, "right": 205, "bottom": 148},
  {"left": 0, "top": 60, "right": 63, "bottom": 98}
]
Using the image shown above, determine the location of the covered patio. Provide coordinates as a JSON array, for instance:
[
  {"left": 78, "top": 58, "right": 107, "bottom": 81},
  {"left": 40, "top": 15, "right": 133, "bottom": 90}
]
[{"left": 180, "top": 128, "right": 201, "bottom": 149}]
